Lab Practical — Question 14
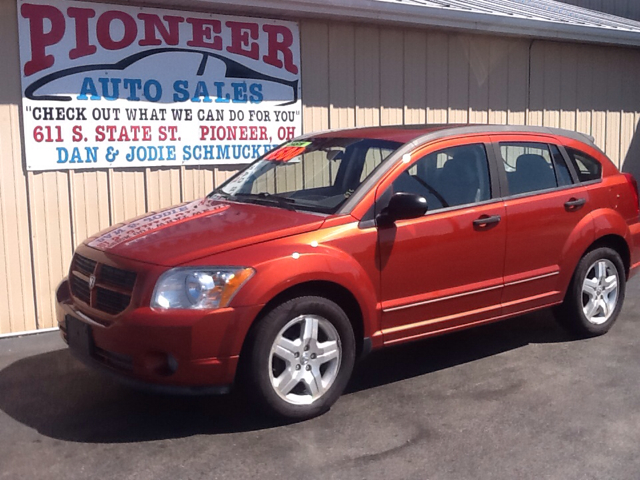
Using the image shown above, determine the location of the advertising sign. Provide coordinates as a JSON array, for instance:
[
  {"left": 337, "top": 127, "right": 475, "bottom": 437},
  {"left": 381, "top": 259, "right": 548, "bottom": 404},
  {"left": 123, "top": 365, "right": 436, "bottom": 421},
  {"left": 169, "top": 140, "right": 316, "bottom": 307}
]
[{"left": 17, "top": 0, "right": 301, "bottom": 171}]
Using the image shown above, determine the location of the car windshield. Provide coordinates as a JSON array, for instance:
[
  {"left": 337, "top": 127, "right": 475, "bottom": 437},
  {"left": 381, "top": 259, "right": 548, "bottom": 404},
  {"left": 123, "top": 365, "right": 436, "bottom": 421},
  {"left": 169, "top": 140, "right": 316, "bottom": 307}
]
[{"left": 211, "top": 137, "right": 402, "bottom": 213}]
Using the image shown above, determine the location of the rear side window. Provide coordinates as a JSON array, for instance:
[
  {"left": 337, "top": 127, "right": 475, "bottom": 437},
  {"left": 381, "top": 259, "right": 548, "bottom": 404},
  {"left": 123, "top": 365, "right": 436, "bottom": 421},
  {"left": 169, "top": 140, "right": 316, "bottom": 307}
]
[
  {"left": 566, "top": 148, "right": 602, "bottom": 183},
  {"left": 500, "top": 142, "right": 559, "bottom": 195}
]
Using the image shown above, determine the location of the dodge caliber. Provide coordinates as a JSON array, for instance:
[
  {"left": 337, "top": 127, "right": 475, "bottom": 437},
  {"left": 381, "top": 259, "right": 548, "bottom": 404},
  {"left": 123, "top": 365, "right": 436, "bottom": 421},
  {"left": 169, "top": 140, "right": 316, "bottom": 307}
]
[{"left": 56, "top": 124, "right": 640, "bottom": 419}]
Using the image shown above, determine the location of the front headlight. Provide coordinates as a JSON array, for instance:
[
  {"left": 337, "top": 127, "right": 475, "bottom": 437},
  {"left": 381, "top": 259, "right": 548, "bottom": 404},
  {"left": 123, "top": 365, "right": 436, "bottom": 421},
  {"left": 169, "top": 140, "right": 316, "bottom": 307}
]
[{"left": 151, "top": 267, "right": 254, "bottom": 310}]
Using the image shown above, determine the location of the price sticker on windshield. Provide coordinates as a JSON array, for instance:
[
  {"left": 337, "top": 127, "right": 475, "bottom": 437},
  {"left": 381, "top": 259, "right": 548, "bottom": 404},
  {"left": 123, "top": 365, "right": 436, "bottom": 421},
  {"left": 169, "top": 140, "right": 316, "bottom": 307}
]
[{"left": 265, "top": 141, "right": 312, "bottom": 162}]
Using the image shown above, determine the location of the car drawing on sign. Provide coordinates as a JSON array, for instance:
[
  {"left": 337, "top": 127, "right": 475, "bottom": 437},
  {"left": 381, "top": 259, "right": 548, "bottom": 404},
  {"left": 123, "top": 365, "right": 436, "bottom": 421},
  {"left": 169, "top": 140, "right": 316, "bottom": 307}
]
[
  {"left": 25, "top": 47, "right": 299, "bottom": 105},
  {"left": 56, "top": 124, "right": 640, "bottom": 420}
]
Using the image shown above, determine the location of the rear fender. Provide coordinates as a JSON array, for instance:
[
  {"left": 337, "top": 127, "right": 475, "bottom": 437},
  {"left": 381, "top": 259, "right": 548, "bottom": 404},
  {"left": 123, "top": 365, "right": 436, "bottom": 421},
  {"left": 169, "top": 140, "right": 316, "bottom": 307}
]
[
  {"left": 559, "top": 208, "right": 633, "bottom": 288},
  {"left": 557, "top": 212, "right": 596, "bottom": 296}
]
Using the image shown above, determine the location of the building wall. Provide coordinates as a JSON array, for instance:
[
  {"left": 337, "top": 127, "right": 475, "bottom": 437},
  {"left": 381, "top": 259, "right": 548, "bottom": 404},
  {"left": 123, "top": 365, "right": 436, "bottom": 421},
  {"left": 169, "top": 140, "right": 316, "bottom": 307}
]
[
  {"left": 2, "top": 0, "right": 640, "bottom": 334},
  {"left": 557, "top": 0, "right": 640, "bottom": 21}
]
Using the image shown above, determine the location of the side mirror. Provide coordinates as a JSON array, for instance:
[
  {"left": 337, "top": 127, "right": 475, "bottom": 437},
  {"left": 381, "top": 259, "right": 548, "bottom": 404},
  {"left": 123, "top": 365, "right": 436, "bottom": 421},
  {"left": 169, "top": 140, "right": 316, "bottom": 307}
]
[{"left": 376, "top": 192, "right": 428, "bottom": 227}]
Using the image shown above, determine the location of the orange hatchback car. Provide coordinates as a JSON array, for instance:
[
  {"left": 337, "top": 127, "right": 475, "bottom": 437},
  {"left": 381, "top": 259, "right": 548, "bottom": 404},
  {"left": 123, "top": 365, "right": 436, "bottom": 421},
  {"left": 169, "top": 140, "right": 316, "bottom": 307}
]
[{"left": 56, "top": 125, "right": 640, "bottom": 419}]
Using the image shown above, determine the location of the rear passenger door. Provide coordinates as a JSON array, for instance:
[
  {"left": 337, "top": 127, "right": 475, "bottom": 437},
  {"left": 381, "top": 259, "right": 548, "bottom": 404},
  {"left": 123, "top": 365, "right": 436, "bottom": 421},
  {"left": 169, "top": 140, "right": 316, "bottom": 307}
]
[{"left": 491, "top": 135, "right": 591, "bottom": 315}]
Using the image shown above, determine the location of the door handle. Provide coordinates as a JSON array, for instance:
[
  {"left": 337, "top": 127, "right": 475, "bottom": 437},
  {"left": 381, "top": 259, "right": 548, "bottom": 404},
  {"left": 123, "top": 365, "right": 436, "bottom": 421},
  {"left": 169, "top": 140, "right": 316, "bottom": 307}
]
[
  {"left": 473, "top": 215, "right": 501, "bottom": 230},
  {"left": 565, "top": 198, "right": 586, "bottom": 211}
]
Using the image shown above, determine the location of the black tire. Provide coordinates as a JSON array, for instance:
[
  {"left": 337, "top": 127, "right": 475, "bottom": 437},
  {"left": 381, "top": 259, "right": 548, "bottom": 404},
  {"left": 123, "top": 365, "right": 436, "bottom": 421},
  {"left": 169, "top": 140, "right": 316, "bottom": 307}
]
[
  {"left": 240, "top": 296, "right": 356, "bottom": 420},
  {"left": 555, "top": 247, "right": 626, "bottom": 337}
]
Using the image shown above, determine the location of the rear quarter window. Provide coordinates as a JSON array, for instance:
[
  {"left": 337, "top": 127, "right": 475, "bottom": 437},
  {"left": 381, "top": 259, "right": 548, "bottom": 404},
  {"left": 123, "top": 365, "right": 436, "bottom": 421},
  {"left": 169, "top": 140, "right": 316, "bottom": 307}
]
[{"left": 566, "top": 148, "right": 602, "bottom": 183}]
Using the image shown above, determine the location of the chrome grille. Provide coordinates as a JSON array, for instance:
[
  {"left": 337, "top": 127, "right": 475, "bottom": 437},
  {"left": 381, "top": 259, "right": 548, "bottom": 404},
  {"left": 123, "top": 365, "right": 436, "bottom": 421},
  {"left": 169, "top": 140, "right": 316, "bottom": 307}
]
[
  {"left": 100, "top": 264, "right": 137, "bottom": 290},
  {"left": 73, "top": 254, "right": 97, "bottom": 276},
  {"left": 70, "top": 274, "right": 90, "bottom": 304},
  {"left": 96, "top": 287, "right": 131, "bottom": 315},
  {"left": 69, "top": 254, "right": 137, "bottom": 315}
]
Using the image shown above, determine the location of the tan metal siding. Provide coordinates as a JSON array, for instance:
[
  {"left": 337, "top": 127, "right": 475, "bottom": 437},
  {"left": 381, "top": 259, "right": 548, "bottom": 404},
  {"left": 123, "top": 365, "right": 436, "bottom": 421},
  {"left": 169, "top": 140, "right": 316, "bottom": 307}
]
[
  {"left": 4, "top": 9, "right": 640, "bottom": 333},
  {"left": 355, "top": 26, "right": 381, "bottom": 128},
  {"left": 380, "top": 29, "right": 404, "bottom": 126},
  {"left": 0, "top": 0, "right": 37, "bottom": 334}
]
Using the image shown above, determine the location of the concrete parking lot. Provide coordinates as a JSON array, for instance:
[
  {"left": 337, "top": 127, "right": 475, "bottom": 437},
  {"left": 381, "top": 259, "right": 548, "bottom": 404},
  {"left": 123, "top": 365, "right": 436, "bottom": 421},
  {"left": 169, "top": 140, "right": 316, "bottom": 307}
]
[{"left": 1, "top": 277, "right": 639, "bottom": 480}]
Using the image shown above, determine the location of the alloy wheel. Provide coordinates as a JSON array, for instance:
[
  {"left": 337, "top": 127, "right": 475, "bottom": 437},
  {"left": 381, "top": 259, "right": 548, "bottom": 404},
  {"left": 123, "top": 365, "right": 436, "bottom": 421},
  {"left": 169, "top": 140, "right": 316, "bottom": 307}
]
[
  {"left": 582, "top": 259, "right": 619, "bottom": 325},
  {"left": 268, "top": 314, "right": 342, "bottom": 406}
]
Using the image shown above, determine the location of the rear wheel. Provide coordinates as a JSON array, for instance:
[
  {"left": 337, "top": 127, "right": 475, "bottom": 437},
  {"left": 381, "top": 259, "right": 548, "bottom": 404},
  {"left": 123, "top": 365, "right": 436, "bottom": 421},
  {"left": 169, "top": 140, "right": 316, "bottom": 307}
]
[
  {"left": 241, "top": 296, "right": 356, "bottom": 419},
  {"left": 555, "top": 247, "right": 626, "bottom": 337}
]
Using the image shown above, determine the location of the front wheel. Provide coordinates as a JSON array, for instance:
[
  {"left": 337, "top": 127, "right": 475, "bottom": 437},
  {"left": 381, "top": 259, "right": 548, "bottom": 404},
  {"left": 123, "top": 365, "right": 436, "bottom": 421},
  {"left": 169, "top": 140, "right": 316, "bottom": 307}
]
[
  {"left": 241, "top": 296, "right": 356, "bottom": 420},
  {"left": 555, "top": 247, "right": 626, "bottom": 337}
]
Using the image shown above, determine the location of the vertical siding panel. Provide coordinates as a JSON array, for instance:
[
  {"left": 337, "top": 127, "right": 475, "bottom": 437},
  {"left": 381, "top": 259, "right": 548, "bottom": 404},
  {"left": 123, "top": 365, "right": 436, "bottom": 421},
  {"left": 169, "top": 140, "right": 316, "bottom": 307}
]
[
  {"left": 468, "top": 36, "right": 491, "bottom": 125},
  {"left": 542, "top": 43, "right": 561, "bottom": 129},
  {"left": 591, "top": 47, "right": 608, "bottom": 151},
  {"left": 426, "top": 33, "right": 449, "bottom": 124},
  {"left": 507, "top": 41, "right": 529, "bottom": 126},
  {"left": 27, "top": 172, "right": 72, "bottom": 329},
  {"left": 45, "top": 173, "right": 71, "bottom": 327},
  {"left": 575, "top": 44, "right": 593, "bottom": 137},
  {"left": 111, "top": 170, "right": 146, "bottom": 223},
  {"left": 182, "top": 167, "right": 213, "bottom": 202},
  {"left": 620, "top": 50, "right": 639, "bottom": 170},
  {"left": 28, "top": 173, "right": 49, "bottom": 330},
  {"left": 203, "top": 167, "right": 215, "bottom": 194},
  {"left": 300, "top": 21, "right": 329, "bottom": 134},
  {"left": 300, "top": 21, "right": 330, "bottom": 188},
  {"left": 355, "top": 26, "right": 380, "bottom": 127},
  {"left": 0, "top": 176, "right": 9, "bottom": 331},
  {"left": 559, "top": 44, "right": 578, "bottom": 132},
  {"left": 146, "top": 168, "right": 181, "bottom": 211},
  {"left": 0, "top": 0, "right": 36, "bottom": 333},
  {"left": 181, "top": 166, "right": 194, "bottom": 202},
  {"left": 0, "top": 108, "right": 36, "bottom": 333},
  {"left": 488, "top": 38, "right": 509, "bottom": 125},
  {"left": 448, "top": 36, "right": 470, "bottom": 124},
  {"left": 605, "top": 50, "right": 623, "bottom": 167},
  {"left": 527, "top": 42, "right": 544, "bottom": 126},
  {"left": 70, "top": 171, "right": 110, "bottom": 244},
  {"left": 380, "top": 29, "right": 404, "bottom": 126},
  {"left": 328, "top": 24, "right": 355, "bottom": 129},
  {"left": 403, "top": 30, "right": 427, "bottom": 125}
]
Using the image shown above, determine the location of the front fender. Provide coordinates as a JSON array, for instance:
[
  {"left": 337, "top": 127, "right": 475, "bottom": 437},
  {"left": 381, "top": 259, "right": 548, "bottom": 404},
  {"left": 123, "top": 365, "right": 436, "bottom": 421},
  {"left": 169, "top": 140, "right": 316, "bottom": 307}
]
[
  {"left": 237, "top": 243, "right": 379, "bottom": 337},
  {"left": 189, "top": 226, "right": 382, "bottom": 354}
]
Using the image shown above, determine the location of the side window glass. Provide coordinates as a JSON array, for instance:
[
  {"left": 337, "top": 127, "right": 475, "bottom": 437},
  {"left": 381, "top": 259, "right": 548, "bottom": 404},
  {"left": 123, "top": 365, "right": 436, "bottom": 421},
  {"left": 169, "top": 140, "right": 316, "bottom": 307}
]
[
  {"left": 382, "top": 143, "right": 491, "bottom": 214},
  {"left": 566, "top": 148, "right": 602, "bottom": 183},
  {"left": 500, "top": 142, "right": 557, "bottom": 195},
  {"left": 550, "top": 144, "right": 574, "bottom": 187}
]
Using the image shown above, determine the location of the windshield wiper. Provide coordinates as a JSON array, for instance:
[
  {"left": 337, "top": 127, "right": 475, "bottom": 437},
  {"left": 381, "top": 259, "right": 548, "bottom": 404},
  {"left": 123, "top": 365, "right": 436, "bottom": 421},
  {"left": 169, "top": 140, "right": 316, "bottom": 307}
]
[{"left": 230, "top": 192, "right": 297, "bottom": 210}]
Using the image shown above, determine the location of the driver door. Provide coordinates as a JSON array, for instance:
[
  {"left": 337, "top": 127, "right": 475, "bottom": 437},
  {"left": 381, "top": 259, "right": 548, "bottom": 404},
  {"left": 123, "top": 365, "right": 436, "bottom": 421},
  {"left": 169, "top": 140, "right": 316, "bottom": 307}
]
[{"left": 378, "top": 138, "right": 506, "bottom": 345}]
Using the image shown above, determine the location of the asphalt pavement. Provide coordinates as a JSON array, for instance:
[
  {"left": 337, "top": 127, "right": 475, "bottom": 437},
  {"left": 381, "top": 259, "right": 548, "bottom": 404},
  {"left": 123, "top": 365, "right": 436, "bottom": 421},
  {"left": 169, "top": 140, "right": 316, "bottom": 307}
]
[{"left": 1, "top": 277, "right": 640, "bottom": 480}]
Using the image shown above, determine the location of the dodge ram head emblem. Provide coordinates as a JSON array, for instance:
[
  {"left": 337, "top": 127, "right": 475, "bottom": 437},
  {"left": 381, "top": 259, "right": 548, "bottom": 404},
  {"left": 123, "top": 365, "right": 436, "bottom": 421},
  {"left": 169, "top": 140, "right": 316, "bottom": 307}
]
[{"left": 88, "top": 275, "right": 96, "bottom": 290}]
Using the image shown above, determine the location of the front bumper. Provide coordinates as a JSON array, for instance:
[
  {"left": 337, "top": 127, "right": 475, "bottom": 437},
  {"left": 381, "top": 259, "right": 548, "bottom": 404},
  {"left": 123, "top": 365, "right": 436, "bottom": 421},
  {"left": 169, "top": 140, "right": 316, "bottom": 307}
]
[{"left": 56, "top": 278, "right": 263, "bottom": 392}]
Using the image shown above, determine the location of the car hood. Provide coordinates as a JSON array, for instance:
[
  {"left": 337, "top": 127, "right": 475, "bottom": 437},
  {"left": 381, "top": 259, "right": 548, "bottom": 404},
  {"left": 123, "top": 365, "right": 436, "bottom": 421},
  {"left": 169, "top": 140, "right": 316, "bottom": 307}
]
[{"left": 85, "top": 197, "right": 325, "bottom": 266}]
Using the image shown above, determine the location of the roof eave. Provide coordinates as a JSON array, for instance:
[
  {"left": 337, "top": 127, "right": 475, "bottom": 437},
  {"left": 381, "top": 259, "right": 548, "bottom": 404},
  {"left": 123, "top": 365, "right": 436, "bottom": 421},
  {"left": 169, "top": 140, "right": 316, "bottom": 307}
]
[{"left": 196, "top": 0, "right": 640, "bottom": 48}]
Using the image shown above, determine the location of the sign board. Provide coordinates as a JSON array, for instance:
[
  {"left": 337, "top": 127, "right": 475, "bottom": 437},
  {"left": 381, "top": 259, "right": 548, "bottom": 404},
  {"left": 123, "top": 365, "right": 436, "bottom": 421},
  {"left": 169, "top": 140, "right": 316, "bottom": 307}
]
[{"left": 17, "top": 0, "right": 301, "bottom": 171}]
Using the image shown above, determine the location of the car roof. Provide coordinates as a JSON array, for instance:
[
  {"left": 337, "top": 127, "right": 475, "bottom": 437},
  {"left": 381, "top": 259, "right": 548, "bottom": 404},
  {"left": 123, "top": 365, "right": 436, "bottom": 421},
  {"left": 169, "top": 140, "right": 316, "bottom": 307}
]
[
  {"left": 313, "top": 124, "right": 458, "bottom": 144},
  {"left": 332, "top": 124, "right": 604, "bottom": 216},
  {"left": 311, "top": 124, "right": 598, "bottom": 151}
]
